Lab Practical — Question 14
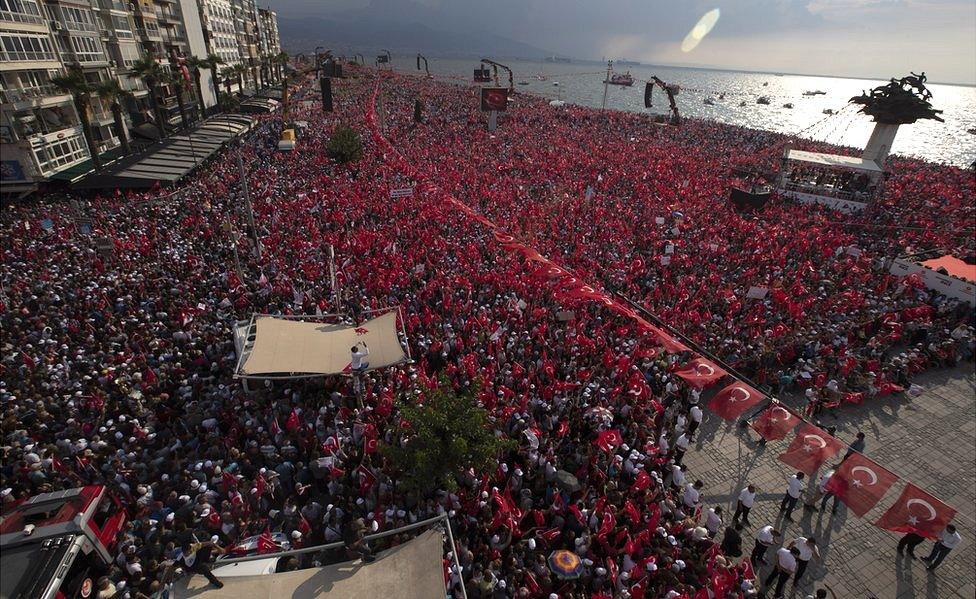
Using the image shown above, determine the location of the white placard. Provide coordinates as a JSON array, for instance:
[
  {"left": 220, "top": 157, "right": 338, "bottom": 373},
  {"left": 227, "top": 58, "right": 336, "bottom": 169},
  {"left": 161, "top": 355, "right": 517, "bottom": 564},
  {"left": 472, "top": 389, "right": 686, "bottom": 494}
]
[
  {"left": 390, "top": 187, "right": 414, "bottom": 198},
  {"left": 746, "top": 286, "right": 769, "bottom": 299},
  {"left": 654, "top": 217, "right": 665, "bottom": 225},
  {"left": 661, "top": 255, "right": 672, "bottom": 266},
  {"left": 665, "top": 244, "right": 675, "bottom": 255}
]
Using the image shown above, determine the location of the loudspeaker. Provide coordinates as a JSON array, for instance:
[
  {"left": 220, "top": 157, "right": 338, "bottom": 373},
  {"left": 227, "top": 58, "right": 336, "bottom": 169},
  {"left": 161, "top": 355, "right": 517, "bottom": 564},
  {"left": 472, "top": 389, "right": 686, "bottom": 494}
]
[
  {"left": 729, "top": 187, "right": 771, "bottom": 212},
  {"left": 414, "top": 99, "right": 423, "bottom": 123},
  {"left": 644, "top": 82, "right": 653, "bottom": 108},
  {"left": 320, "top": 77, "right": 332, "bottom": 112}
]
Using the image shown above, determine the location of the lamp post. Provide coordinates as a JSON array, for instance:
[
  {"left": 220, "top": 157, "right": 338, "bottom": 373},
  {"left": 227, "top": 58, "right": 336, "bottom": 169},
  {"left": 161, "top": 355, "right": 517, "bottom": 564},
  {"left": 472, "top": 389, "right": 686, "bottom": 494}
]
[{"left": 236, "top": 146, "right": 261, "bottom": 260}]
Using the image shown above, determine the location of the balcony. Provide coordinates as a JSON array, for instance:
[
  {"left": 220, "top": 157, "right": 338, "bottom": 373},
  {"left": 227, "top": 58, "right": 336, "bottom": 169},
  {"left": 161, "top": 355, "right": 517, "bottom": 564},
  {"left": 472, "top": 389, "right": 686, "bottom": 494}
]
[
  {"left": 0, "top": 49, "right": 58, "bottom": 63},
  {"left": 0, "top": 8, "right": 46, "bottom": 25},
  {"left": 0, "top": 85, "right": 70, "bottom": 106}
]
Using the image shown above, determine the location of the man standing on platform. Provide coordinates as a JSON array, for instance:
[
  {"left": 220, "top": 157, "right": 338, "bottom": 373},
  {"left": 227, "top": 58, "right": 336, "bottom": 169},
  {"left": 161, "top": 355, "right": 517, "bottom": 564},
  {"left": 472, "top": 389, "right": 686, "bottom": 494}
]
[{"left": 734, "top": 484, "right": 757, "bottom": 526}]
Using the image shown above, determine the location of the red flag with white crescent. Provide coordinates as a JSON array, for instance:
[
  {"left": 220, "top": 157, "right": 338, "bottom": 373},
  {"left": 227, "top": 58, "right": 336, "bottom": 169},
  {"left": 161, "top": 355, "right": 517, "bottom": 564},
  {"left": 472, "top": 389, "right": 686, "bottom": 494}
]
[
  {"left": 674, "top": 357, "right": 727, "bottom": 389},
  {"left": 750, "top": 402, "right": 798, "bottom": 441},
  {"left": 777, "top": 423, "right": 845, "bottom": 475},
  {"left": 825, "top": 452, "right": 898, "bottom": 517},
  {"left": 874, "top": 484, "right": 956, "bottom": 538},
  {"left": 708, "top": 380, "right": 765, "bottom": 420}
]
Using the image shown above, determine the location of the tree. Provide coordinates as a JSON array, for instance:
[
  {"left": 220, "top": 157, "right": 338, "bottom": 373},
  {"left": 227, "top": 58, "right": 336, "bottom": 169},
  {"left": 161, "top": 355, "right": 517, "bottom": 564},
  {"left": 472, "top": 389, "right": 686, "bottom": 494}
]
[
  {"left": 325, "top": 126, "right": 364, "bottom": 164},
  {"left": 202, "top": 54, "right": 224, "bottom": 112},
  {"left": 232, "top": 64, "right": 246, "bottom": 95},
  {"left": 220, "top": 66, "right": 235, "bottom": 97},
  {"left": 274, "top": 51, "right": 289, "bottom": 81},
  {"left": 95, "top": 79, "right": 132, "bottom": 155},
  {"left": 130, "top": 56, "right": 169, "bottom": 138},
  {"left": 159, "top": 70, "right": 190, "bottom": 132},
  {"left": 381, "top": 379, "right": 514, "bottom": 496},
  {"left": 185, "top": 55, "right": 208, "bottom": 119},
  {"left": 51, "top": 65, "right": 101, "bottom": 170}
]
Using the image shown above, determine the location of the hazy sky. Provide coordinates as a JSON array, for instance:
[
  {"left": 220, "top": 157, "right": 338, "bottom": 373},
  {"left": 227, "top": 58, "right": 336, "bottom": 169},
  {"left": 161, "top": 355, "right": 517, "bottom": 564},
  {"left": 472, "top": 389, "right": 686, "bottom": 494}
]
[{"left": 272, "top": 0, "right": 976, "bottom": 84}]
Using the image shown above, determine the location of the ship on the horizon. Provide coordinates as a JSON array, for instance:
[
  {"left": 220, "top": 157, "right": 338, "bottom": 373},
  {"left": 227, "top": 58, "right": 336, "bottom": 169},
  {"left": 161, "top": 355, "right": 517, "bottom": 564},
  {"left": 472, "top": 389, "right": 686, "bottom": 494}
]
[
  {"left": 545, "top": 55, "right": 572, "bottom": 63},
  {"left": 615, "top": 59, "right": 641, "bottom": 66},
  {"left": 605, "top": 72, "right": 635, "bottom": 86}
]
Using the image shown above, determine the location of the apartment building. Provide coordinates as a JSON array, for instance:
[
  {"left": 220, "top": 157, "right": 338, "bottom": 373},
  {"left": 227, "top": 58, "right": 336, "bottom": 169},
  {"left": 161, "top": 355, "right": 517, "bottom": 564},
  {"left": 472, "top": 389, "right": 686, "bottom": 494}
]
[{"left": 1, "top": 0, "right": 277, "bottom": 194}]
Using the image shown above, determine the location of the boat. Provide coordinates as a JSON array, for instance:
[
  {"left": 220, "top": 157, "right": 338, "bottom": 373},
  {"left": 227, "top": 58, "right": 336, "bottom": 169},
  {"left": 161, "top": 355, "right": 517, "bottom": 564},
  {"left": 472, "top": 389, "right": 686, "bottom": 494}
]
[
  {"left": 517, "top": 80, "right": 529, "bottom": 86},
  {"left": 739, "top": 101, "right": 747, "bottom": 107},
  {"left": 719, "top": 93, "right": 726, "bottom": 99},
  {"left": 763, "top": 82, "right": 769, "bottom": 87},
  {"left": 803, "top": 90, "right": 826, "bottom": 96},
  {"left": 968, "top": 127, "right": 976, "bottom": 135},
  {"left": 552, "top": 81, "right": 560, "bottom": 87},
  {"left": 782, "top": 102, "right": 793, "bottom": 109},
  {"left": 703, "top": 97, "right": 715, "bottom": 105},
  {"left": 616, "top": 59, "right": 641, "bottom": 66},
  {"left": 757, "top": 96, "right": 771, "bottom": 105},
  {"left": 545, "top": 56, "right": 572, "bottom": 63},
  {"left": 604, "top": 72, "right": 634, "bottom": 86},
  {"left": 535, "top": 73, "right": 547, "bottom": 81},
  {"left": 823, "top": 108, "right": 835, "bottom": 115}
]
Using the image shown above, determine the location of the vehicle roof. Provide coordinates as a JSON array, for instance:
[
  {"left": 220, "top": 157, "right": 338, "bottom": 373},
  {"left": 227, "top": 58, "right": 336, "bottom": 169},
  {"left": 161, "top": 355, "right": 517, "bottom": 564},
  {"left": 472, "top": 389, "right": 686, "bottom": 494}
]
[{"left": 0, "top": 486, "right": 102, "bottom": 541}]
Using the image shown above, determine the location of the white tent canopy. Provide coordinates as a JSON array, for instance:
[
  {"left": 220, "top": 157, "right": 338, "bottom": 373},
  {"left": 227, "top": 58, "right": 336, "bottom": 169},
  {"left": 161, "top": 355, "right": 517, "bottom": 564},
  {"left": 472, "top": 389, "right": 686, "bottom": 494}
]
[
  {"left": 174, "top": 530, "right": 445, "bottom": 599},
  {"left": 785, "top": 149, "right": 882, "bottom": 173},
  {"left": 236, "top": 310, "right": 408, "bottom": 379}
]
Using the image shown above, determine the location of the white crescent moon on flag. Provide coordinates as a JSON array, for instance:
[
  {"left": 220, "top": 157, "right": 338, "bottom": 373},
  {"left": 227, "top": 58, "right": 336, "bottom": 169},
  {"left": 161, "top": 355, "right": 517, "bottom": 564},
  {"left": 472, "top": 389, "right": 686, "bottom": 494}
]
[
  {"left": 548, "top": 267, "right": 565, "bottom": 276},
  {"left": 730, "top": 387, "right": 750, "bottom": 402},
  {"left": 497, "top": 234, "right": 514, "bottom": 243},
  {"left": 850, "top": 466, "right": 878, "bottom": 486},
  {"left": 695, "top": 363, "right": 715, "bottom": 376},
  {"left": 771, "top": 406, "right": 792, "bottom": 420},
  {"left": 906, "top": 499, "right": 937, "bottom": 521},
  {"left": 803, "top": 434, "right": 828, "bottom": 449}
]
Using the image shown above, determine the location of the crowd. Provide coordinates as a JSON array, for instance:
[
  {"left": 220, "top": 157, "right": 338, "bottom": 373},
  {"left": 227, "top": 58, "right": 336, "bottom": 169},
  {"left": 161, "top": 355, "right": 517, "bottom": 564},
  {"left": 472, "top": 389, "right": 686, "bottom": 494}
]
[{"left": 1, "top": 65, "right": 973, "bottom": 599}]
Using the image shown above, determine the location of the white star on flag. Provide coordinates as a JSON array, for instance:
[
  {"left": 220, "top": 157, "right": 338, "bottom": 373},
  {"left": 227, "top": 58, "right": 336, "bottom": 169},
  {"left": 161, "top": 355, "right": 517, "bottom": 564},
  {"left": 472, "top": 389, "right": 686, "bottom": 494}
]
[
  {"left": 907, "top": 515, "right": 919, "bottom": 526},
  {"left": 803, "top": 445, "right": 816, "bottom": 453},
  {"left": 851, "top": 479, "right": 864, "bottom": 488}
]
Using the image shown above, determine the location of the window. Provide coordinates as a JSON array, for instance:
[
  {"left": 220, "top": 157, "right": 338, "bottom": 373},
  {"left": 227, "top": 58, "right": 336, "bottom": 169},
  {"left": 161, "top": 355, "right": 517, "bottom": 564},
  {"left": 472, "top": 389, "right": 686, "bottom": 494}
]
[
  {"left": 118, "top": 43, "right": 140, "bottom": 67},
  {"left": 112, "top": 15, "right": 133, "bottom": 39},
  {"left": 0, "top": 0, "right": 44, "bottom": 24},
  {"left": 0, "top": 33, "right": 56, "bottom": 62},
  {"left": 58, "top": 5, "right": 98, "bottom": 32},
  {"left": 33, "top": 134, "right": 88, "bottom": 173},
  {"left": 70, "top": 35, "right": 106, "bottom": 63}
]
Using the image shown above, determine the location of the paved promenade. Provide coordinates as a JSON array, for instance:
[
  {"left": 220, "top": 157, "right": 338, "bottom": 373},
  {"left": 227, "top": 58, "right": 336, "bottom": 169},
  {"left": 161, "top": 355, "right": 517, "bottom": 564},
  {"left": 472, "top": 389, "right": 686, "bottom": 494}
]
[{"left": 685, "top": 365, "right": 975, "bottom": 599}]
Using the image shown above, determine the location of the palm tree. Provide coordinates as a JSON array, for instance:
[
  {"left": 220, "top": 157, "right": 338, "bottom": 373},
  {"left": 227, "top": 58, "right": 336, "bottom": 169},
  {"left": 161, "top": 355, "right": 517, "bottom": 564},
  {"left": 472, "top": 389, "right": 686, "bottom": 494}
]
[
  {"left": 51, "top": 65, "right": 101, "bottom": 170},
  {"left": 220, "top": 66, "right": 236, "bottom": 97},
  {"left": 185, "top": 55, "right": 208, "bottom": 119},
  {"left": 202, "top": 53, "right": 224, "bottom": 112},
  {"left": 159, "top": 70, "right": 190, "bottom": 132},
  {"left": 274, "top": 51, "right": 288, "bottom": 82},
  {"left": 130, "top": 56, "right": 168, "bottom": 139},
  {"left": 95, "top": 79, "right": 132, "bottom": 155},
  {"left": 232, "top": 64, "right": 246, "bottom": 95}
]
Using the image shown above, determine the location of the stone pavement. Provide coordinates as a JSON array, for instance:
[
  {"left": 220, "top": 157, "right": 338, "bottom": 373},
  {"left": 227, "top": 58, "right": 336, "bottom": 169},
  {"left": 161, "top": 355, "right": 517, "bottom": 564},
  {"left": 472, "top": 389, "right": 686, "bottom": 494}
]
[{"left": 684, "top": 365, "right": 975, "bottom": 599}]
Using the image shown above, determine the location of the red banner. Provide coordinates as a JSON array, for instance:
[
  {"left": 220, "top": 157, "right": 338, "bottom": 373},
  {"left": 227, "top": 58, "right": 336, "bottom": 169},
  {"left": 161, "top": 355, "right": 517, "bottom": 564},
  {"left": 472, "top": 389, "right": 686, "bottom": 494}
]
[
  {"left": 750, "top": 402, "right": 798, "bottom": 441},
  {"left": 708, "top": 380, "right": 766, "bottom": 420},
  {"left": 875, "top": 484, "right": 956, "bottom": 538},
  {"left": 777, "top": 423, "right": 844, "bottom": 475},
  {"left": 825, "top": 453, "right": 898, "bottom": 517}
]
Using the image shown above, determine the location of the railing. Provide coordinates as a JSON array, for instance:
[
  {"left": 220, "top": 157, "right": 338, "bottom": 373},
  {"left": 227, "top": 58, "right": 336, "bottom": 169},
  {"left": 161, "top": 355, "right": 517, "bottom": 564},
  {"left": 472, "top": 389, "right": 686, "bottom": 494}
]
[
  {"left": 0, "top": 49, "right": 58, "bottom": 63},
  {"left": 0, "top": 85, "right": 65, "bottom": 104},
  {"left": 0, "top": 8, "right": 46, "bottom": 25},
  {"left": 63, "top": 19, "right": 99, "bottom": 33}
]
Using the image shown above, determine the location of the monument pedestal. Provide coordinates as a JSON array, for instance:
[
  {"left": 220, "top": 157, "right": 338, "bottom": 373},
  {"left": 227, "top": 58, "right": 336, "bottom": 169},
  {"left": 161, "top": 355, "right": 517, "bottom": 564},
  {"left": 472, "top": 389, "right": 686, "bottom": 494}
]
[{"left": 862, "top": 123, "right": 899, "bottom": 166}]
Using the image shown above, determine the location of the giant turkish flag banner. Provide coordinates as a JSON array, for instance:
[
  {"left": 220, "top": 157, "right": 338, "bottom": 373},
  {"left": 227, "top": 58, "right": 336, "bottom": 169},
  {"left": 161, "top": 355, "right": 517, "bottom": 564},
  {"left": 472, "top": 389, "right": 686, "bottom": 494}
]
[
  {"left": 777, "top": 423, "right": 845, "bottom": 475},
  {"left": 875, "top": 484, "right": 956, "bottom": 538},
  {"left": 674, "top": 357, "right": 727, "bottom": 389},
  {"left": 825, "top": 453, "right": 898, "bottom": 517},
  {"left": 750, "top": 402, "right": 798, "bottom": 441},
  {"left": 708, "top": 380, "right": 766, "bottom": 420}
]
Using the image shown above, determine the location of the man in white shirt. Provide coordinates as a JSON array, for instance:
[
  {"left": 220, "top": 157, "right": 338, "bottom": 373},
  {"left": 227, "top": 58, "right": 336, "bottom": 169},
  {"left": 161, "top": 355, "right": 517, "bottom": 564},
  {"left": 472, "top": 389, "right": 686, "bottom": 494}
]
[
  {"left": 779, "top": 472, "right": 805, "bottom": 521},
  {"left": 804, "top": 467, "right": 835, "bottom": 512},
  {"left": 751, "top": 524, "right": 780, "bottom": 565},
  {"left": 673, "top": 432, "right": 691, "bottom": 466},
  {"left": 764, "top": 546, "right": 799, "bottom": 599},
  {"left": 669, "top": 462, "right": 687, "bottom": 491},
  {"left": 922, "top": 524, "right": 962, "bottom": 571},
  {"left": 350, "top": 342, "right": 369, "bottom": 373},
  {"left": 683, "top": 480, "right": 703, "bottom": 509},
  {"left": 789, "top": 536, "right": 821, "bottom": 583},
  {"left": 705, "top": 506, "right": 723, "bottom": 537},
  {"left": 734, "top": 484, "right": 757, "bottom": 526},
  {"left": 688, "top": 404, "right": 704, "bottom": 436}
]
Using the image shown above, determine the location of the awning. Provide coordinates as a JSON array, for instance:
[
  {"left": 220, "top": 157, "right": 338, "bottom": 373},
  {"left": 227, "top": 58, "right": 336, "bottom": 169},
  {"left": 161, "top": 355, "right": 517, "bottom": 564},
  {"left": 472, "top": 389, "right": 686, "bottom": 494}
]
[
  {"left": 174, "top": 530, "right": 445, "bottom": 599},
  {"left": 920, "top": 255, "right": 976, "bottom": 283},
  {"left": 786, "top": 149, "right": 882, "bottom": 173},
  {"left": 238, "top": 310, "right": 408, "bottom": 378}
]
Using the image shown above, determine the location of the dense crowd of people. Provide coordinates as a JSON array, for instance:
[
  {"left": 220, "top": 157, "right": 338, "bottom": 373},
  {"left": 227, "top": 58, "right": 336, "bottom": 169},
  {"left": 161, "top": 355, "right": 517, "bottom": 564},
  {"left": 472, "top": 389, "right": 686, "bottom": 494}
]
[{"left": 1, "top": 65, "right": 973, "bottom": 599}]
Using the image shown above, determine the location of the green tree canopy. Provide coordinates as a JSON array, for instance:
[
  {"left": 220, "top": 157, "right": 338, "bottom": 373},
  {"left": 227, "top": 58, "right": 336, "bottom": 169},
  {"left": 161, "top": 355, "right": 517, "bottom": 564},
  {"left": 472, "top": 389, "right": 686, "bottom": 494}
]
[
  {"left": 325, "top": 125, "right": 364, "bottom": 164},
  {"left": 382, "top": 379, "right": 513, "bottom": 496}
]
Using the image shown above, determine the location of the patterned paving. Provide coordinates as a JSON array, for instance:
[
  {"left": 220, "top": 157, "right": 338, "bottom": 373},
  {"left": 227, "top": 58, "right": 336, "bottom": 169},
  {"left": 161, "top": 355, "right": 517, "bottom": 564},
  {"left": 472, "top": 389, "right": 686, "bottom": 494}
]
[{"left": 684, "top": 365, "right": 975, "bottom": 599}]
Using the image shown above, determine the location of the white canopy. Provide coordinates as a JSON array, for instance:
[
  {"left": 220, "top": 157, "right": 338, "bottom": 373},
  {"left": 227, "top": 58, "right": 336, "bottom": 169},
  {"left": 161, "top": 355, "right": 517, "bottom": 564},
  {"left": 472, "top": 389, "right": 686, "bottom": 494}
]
[
  {"left": 175, "top": 530, "right": 445, "bottom": 599},
  {"left": 786, "top": 149, "right": 882, "bottom": 173},
  {"left": 237, "top": 310, "right": 407, "bottom": 378}
]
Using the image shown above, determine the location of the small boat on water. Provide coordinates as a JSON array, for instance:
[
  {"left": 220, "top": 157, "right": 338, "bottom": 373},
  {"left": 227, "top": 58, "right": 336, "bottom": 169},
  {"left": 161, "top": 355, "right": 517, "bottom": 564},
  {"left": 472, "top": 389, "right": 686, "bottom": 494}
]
[
  {"left": 739, "top": 101, "right": 747, "bottom": 107},
  {"left": 703, "top": 97, "right": 715, "bottom": 105},
  {"left": 763, "top": 82, "right": 769, "bottom": 87},
  {"left": 803, "top": 90, "right": 827, "bottom": 96},
  {"left": 968, "top": 127, "right": 976, "bottom": 135},
  {"left": 757, "top": 96, "right": 771, "bottom": 105},
  {"left": 782, "top": 103, "right": 794, "bottom": 109},
  {"left": 719, "top": 93, "right": 726, "bottom": 99},
  {"left": 517, "top": 80, "right": 529, "bottom": 86},
  {"left": 604, "top": 72, "right": 634, "bottom": 86},
  {"left": 823, "top": 108, "right": 835, "bottom": 115},
  {"left": 536, "top": 73, "right": 547, "bottom": 81}
]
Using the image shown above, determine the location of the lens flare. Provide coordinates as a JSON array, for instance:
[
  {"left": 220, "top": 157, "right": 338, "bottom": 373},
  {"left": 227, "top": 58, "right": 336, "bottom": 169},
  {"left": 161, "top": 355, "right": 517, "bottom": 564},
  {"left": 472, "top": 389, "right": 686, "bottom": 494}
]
[{"left": 681, "top": 8, "right": 720, "bottom": 53}]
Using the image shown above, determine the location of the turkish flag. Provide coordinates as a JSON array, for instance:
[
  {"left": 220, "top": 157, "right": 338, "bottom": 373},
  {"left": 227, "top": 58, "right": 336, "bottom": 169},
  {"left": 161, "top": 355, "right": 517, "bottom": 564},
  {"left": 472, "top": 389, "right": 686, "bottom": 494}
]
[
  {"left": 595, "top": 429, "right": 623, "bottom": 453},
  {"left": 708, "top": 380, "right": 765, "bottom": 420},
  {"left": 750, "top": 402, "right": 798, "bottom": 441},
  {"left": 481, "top": 87, "right": 509, "bottom": 111},
  {"left": 777, "top": 423, "right": 845, "bottom": 475},
  {"left": 875, "top": 484, "right": 956, "bottom": 538},
  {"left": 674, "top": 357, "right": 727, "bottom": 389},
  {"left": 256, "top": 529, "right": 279, "bottom": 554},
  {"left": 825, "top": 453, "right": 898, "bottom": 517},
  {"left": 631, "top": 470, "right": 651, "bottom": 492},
  {"left": 363, "top": 423, "right": 378, "bottom": 454},
  {"left": 285, "top": 409, "right": 300, "bottom": 431}
]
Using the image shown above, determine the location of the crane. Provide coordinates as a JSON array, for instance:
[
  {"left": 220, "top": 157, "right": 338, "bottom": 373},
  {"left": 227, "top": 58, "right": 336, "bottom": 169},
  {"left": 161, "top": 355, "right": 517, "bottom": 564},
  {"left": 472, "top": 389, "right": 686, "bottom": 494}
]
[
  {"left": 480, "top": 58, "right": 514, "bottom": 92},
  {"left": 646, "top": 76, "right": 681, "bottom": 126}
]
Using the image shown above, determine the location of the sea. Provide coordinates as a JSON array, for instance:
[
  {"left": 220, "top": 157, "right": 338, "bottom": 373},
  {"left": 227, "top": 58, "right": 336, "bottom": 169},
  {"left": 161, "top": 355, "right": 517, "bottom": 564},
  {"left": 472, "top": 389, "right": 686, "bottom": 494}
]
[{"left": 381, "top": 57, "right": 976, "bottom": 168}]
